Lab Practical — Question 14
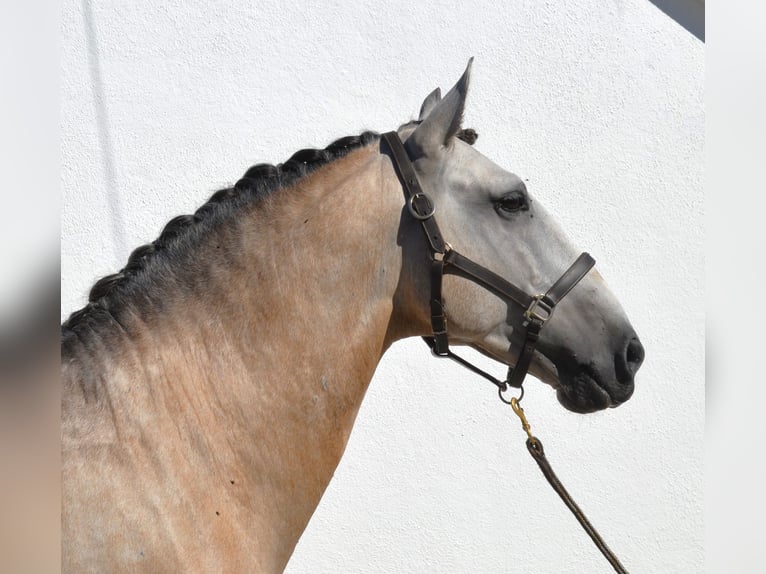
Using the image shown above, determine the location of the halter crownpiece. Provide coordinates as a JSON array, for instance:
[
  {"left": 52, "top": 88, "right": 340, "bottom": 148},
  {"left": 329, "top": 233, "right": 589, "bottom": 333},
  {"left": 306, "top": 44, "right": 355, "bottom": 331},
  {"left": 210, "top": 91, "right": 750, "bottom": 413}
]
[{"left": 381, "top": 131, "right": 595, "bottom": 396}]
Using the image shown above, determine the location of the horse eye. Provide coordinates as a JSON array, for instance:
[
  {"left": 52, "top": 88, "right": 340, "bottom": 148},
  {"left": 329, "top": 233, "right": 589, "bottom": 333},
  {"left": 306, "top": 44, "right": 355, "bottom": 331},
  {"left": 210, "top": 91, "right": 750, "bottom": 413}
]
[{"left": 495, "top": 192, "right": 528, "bottom": 214}]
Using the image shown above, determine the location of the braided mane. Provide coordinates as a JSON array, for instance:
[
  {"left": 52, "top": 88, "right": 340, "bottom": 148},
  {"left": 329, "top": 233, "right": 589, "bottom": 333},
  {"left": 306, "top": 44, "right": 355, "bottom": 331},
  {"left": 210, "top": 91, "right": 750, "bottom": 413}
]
[{"left": 61, "top": 131, "right": 381, "bottom": 337}]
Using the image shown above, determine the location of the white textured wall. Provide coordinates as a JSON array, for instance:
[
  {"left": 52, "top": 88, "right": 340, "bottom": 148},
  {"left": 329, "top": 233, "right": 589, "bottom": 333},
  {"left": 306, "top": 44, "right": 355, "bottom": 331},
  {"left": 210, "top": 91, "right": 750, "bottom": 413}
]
[{"left": 61, "top": 1, "right": 704, "bottom": 572}]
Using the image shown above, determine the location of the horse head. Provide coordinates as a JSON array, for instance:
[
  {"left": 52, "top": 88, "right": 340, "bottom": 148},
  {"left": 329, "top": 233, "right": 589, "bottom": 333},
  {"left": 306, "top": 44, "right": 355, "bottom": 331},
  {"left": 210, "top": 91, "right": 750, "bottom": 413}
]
[{"left": 394, "top": 60, "right": 644, "bottom": 413}]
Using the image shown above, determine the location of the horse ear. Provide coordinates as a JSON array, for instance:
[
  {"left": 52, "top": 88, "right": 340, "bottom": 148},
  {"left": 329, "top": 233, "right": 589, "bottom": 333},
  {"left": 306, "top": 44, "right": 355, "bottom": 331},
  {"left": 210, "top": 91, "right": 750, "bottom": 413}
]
[
  {"left": 406, "top": 58, "right": 473, "bottom": 159},
  {"left": 418, "top": 87, "right": 442, "bottom": 121}
]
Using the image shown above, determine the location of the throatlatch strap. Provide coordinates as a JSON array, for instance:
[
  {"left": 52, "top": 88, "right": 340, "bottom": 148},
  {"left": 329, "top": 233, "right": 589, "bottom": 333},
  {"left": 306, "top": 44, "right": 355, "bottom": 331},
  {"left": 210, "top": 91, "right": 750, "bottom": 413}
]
[{"left": 421, "top": 336, "right": 509, "bottom": 391}]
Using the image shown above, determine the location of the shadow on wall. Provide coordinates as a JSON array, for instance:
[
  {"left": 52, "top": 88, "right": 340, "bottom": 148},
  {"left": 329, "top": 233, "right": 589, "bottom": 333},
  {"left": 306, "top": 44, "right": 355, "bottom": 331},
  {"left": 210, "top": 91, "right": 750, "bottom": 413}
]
[
  {"left": 82, "top": 0, "right": 127, "bottom": 259},
  {"left": 648, "top": 0, "right": 705, "bottom": 41}
]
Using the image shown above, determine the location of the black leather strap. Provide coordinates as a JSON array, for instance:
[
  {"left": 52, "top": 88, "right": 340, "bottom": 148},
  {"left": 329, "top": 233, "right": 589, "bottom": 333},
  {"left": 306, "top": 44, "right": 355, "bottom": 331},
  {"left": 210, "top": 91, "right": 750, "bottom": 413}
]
[
  {"left": 382, "top": 132, "right": 446, "bottom": 254},
  {"left": 429, "top": 258, "right": 449, "bottom": 354},
  {"left": 544, "top": 253, "right": 595, "bottom": 305},
  {"left": 506, "top": 320, "right": 542, "bottom": 388},
  {"left": 444, "top": 249, "right": 535, "bottom": 309},
  {"left": 422, "top": 336, "right": 509, "bottom": 390}
]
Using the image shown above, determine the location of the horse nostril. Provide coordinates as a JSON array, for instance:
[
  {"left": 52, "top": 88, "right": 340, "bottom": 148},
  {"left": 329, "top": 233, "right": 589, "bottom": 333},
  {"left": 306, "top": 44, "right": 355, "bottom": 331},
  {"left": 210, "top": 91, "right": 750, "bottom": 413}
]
[
  {"left": 625, "top": 337, "right": 645, "bottom": 374},
  {"left": 615, "top": 336, "right": 644, "bottom": 386}
]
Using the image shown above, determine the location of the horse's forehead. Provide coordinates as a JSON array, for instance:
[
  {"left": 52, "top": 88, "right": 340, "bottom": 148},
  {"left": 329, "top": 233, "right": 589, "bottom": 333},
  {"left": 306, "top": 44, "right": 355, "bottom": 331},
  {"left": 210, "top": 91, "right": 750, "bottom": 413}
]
[
  {"left": 395, "top": 124, "right": 521, "bottom": 191},
  {"left": 445, "top": 142, "right": 522, "bottom": 191}
]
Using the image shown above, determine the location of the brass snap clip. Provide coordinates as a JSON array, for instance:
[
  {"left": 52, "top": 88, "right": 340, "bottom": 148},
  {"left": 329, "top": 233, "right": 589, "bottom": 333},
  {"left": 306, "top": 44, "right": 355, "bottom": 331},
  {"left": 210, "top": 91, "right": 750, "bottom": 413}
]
[{"left": 510, "top": 396, "right": 534, "bottom": 441}]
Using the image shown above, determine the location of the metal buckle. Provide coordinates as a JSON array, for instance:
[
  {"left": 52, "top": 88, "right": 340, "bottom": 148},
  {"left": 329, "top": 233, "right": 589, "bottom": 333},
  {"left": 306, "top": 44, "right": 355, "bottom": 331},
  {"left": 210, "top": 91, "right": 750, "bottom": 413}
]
[
  {"left": 408, "top": 192, "right": 435, "bottom": 220},
  {"left": 433, "top": 242, "right": 452, "bottom": 261},
  {"left": 524, "top": 294, "right": 553, "bottom": 324},
  {"left": 430, "top": 345, "right": 450, "bottom": 358}
]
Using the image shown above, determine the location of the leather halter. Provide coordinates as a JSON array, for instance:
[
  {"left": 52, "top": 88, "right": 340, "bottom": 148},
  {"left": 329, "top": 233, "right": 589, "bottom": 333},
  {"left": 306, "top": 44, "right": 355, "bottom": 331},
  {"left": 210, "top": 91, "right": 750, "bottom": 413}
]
[{"left": 381, "top": 131, "right": 596, "bottom": 395}]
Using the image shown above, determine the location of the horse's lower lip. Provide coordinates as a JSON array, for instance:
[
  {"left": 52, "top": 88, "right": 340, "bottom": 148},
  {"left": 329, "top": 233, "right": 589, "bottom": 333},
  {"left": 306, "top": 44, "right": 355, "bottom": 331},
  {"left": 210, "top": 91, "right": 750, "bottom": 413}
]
[{"left": 556, "top": 372, "right": 615, "bottom": 413}]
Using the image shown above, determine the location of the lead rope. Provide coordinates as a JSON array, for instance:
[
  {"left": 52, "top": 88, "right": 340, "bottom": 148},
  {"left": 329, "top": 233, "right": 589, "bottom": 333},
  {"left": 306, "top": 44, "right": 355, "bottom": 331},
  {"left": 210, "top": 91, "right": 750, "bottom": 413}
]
[{"left": 508, "top": 394, "right": 630, "bottom": 574}]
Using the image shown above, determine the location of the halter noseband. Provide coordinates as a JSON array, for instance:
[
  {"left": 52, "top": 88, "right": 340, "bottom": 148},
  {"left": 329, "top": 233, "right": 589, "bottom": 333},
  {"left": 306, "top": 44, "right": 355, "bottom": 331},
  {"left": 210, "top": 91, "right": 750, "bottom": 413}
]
[{"left": 382, "top": 131, "right": 595, "bottom": 398}]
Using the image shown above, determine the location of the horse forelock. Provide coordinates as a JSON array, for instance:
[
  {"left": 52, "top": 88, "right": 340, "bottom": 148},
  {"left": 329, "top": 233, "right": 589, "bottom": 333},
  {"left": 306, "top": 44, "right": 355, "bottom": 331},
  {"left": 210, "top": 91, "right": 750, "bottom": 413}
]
[{"left": 61, "top": 130, "right": 381, "bottom": 341}]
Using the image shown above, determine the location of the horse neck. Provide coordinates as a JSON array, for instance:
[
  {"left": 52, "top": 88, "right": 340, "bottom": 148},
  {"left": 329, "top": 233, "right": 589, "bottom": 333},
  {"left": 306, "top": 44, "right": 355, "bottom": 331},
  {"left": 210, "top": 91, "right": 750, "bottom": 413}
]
[{"left": 64, "top": 142, "right": 414, "bottom": 566}]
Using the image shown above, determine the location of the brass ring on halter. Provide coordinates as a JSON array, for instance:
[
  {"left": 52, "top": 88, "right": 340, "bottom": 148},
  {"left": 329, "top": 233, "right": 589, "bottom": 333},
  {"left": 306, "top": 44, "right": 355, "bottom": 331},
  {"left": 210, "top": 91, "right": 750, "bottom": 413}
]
[{"left": 498, "top": 383, "right": 523, "bottom": 405}]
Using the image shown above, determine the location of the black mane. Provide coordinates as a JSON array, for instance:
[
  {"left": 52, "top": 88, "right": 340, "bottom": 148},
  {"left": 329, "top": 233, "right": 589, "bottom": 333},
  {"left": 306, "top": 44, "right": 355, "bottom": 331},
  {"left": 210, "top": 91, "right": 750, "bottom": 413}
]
[{"left": 61, "top": 130, "right": 381, "bottom": 337}]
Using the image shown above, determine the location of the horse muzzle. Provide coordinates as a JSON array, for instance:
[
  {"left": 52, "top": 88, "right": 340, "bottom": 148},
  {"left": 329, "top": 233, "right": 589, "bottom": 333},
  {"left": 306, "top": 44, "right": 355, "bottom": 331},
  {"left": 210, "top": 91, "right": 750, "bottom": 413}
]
[{"left": 551, "top": 333, "right": 644, "bottom": 413}]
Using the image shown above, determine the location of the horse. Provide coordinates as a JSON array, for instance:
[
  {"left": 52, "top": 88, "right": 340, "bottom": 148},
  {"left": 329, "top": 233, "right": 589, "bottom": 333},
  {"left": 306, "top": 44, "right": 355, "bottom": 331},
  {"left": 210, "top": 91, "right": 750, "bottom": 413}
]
[{"left": 61, "top": 60, "right": 644, "bottom": 573}]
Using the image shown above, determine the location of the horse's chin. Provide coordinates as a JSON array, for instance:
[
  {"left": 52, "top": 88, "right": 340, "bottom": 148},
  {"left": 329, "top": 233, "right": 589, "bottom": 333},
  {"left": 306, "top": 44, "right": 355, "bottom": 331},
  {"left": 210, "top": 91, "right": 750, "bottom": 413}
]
[
  {"left": 531, "top": 353, "right": 618, "bottom": 413},
  {"left": 555, "top": 375, "right": 613, "bottom": 413},
  {"left": 555, "top": 367, "right": 636, "bottom": 413}
]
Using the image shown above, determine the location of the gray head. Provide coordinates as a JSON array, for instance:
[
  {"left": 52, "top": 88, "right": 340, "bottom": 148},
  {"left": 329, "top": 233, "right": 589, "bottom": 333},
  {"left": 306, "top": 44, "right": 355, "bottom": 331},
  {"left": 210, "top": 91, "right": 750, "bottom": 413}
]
[{"left": 399, "top": 60, "right": 644, "bottom": 413}]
